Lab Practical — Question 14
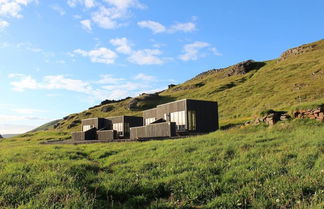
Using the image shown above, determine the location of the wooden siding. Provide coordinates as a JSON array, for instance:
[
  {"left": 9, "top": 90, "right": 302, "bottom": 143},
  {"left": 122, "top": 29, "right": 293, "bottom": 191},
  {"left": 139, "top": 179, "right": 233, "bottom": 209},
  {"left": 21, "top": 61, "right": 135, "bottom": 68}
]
[
  {"left": 141, "top": 99, "right": 218, "bottom": 133},
  {"left": 143, "top": 108, "right": 157, "bottom": 119},
  {"left": 186, "top": 100, "right": 219, "bottom": 132},
  {"left": 81, "top": 118, "right": 110, "bottom": 130},
  {"left": 97, "top": 130, "right": 117, "bottom": 140},
  {"left": 130, "top": 122, "right": 176, "bottom": 139},
  {"left": 72, "top": 128, "right": 97, "bottom": 141}
]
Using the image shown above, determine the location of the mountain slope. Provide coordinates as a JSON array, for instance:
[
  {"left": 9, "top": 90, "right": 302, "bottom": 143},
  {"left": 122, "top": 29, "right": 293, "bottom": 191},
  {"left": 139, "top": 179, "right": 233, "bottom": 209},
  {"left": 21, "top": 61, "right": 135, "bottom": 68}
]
[{"left": 45, "top": 39, "right": 324, "bottom": 132}]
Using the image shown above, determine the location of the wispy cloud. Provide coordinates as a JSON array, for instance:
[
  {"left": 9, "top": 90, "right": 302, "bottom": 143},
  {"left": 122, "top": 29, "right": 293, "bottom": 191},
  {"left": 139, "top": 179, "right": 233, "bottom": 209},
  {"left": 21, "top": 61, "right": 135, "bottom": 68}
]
[
  {"left": 80, "top": 19, "right": 92, "bottom": 31},
  {"left": 0, "top": 123, "right": 39, "bottom": 134},
  {"left": 110, "top": 37, "right": 132, "bottom": 54},
  {"left": 179, "top": 41, "right": 219, "bottom": 61},
  {"left": 74, "top": 47, "right": 118, "bottom": 64},
  {"left": 0, "top": 0, "right": 31, "bottom": 18},
  {"left": 128, "top": 49, "right": 163, "bottom": 65},
  {"left": 137, "top": 20, "right": 166, "bottom": 34},
  {"left": 50, "top": 4, "right": 66, "bottom": 16},
  {"left": 91, "top": 6, "right": 121, "bottom": 29},
  {"left": 87, "top": 0, "right": 145, "bottom": 30},
  {"left": 137, "top": 20, "right": 196, "bottom": 34},
  {"left": 0, "top": 19, "right": 9, "bottom": 29},
  {"left": 67, "top": 0, "right": 96, "bottom": 8},
  {"left": 11, "top": 108, "right": 46, "bottom": 115},
  {"left": 75, "top": 37, "right": 165, "bottom": 65},
  {"left": 8, "top": 73, "right": 166, "bottom": 100},
  {"left": 169, "top": 22, "right": 196, "bottom": 33},
  {"left": 104, "top": 0, "right": 145, "bottom": 10},
  {"left": 97, "top": 74, "right": 124, "bottom": 84},
  {"left": 134, "top": 73, "right": 156, "bottom": 81}
]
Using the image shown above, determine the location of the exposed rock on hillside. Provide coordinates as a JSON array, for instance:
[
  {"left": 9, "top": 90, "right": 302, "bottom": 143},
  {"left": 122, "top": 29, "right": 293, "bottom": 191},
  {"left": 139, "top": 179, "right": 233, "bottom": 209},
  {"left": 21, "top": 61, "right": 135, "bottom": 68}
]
[
  {"left": 244, "top": 110, "right": 291, "bottom": 126},
  {"left": 293, "top": 107, "right": 324, "bottom": 122},
  {"left": 127, "top": 93, "right": 161, "bottom": 110},
  {"left": 0, "top": 134, "right": 3, "bottom": 139},
  {"left": 101, "top": 105, "right": 114, "bottom": 112},
  {"left": 193, "top": 60, "right": 265, "bottom": 80},
  {"left": 172, "top": 82, "right": 205, "bottom": 92},
  {"left": 63, "top": 114, "right": 76, "bottom": 121},
  {"left": 280, "top": 43, "right": 317, "bottom": 61},
  {"left": 67, "top": 120, "right": 81, "bottom": 129},
  {"left": 88, "top": 97, "right": 131, "bottom": 110}
]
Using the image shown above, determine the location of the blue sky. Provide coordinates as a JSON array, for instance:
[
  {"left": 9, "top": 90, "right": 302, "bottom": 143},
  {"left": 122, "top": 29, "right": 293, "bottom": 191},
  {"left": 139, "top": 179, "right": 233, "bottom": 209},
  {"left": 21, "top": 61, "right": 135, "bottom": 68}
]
[{"left": 0, "top": 0, "right": 323, "bottom": 134}]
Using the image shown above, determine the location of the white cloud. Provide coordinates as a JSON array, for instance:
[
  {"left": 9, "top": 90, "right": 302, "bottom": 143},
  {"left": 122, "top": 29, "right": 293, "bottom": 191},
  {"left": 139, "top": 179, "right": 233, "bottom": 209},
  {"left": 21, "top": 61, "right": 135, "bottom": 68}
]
[
  {"left": 9, "top": 74, "right": 92, "bottom": 93},
  {"left": 74, "top": 47, "right": 118, "bottom": 64},
  {"left": 110, "top": 37, "right": 132, "bottom": 54},
  {"left": 67, "top": 0, "right": 95, "bottom": 8},
  {"left": 210, "top": 47, "right": 222, "bottom": 56},
  {"left": 0, "top": 0, "right": 34, "bottom": 19},
  {"left": 104, "top": 0, "right": 145, "bottom": 9},
  {"left": 0, "top": 19, "right": 9, "bottom": 28},
  {"left": 137, "top": 20, "right": 166, "bottom": 34},
  {"left": 179, "top": 41, "right": 210, "bottom": 61},
  {"left": 103, "top": 81, "right": 148, "bottom": 91},
  {"left": 138, "top": 20, "right": 196, "bottom": 34},
  {"left": 128, "top": 49, "right": 163, "bottom": 65},
  {"left": 70, "top": 0, "right": 144, "bottom": 30},
  {"left": 169, "top": 22, "right": 196, "bottom": 33},
  {"left": 97, "top": 74, "right": 124, "bottom": 84},
  {"left": 80, "top": 19, "right": 92, "bottom": 31},
  {"left": 134, "top": 73, "right": 156, "bottom": 81},
  {"left": 11, "top": 108, "right": 46, "bottom": 114},
  {"left": 84, "top": 0, "right": 95, "bottom": 8},
  {"left": 9, "top": 73, "right": 163, "bottom": 101},
  {"left": 50, "top": 5, "right": 66, "bottom": 16},
  {"left": 0, "top": 123, "right": 37, "bottom": 134},
  {"left": 91, "top": 6, "right": 121, "bottom": 29},
  {"left": 10, "top": 75, "right": 39, "bottom": 91}
]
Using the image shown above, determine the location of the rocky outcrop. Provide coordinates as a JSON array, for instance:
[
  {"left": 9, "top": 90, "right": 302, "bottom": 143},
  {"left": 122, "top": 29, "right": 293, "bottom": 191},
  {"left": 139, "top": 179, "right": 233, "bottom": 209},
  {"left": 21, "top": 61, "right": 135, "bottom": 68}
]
[
  {"left": 0, "top": 134, "right": 3, "bottom": 139},
  {"left": 223, "top": 60, "right": 258, "bottom": 77},
  {"left": 101, "top": 105, "right": 114, "bottom": 112},
  {"left": 127, "top": 93, "right": 161, "bottom": 110},
  {"left": 171, "top": 82, "right": 205, "bottom": 92},
  {"left": 279, "top": 43, "right": 317, "bottom": 61},
  {"left": 293, "top": 107, "right": 324, "bottom": 122},
  {"left": 244, "top": 106, "right": 324, "bottom": 127},
  {"left": 192, "top": 60, "right": 265, "bottom": 80},
  {"left": 244, "top": 110, "right": 291, "bottom": 126},
  {"left": 88, "top": 97, "right": 131, "bottom": 110},
  {"left": 168, "top": 84, "right": 176, "bottom": 89},
  {"left": 67, "top": 120, "right": 81, "bottom": 129}
]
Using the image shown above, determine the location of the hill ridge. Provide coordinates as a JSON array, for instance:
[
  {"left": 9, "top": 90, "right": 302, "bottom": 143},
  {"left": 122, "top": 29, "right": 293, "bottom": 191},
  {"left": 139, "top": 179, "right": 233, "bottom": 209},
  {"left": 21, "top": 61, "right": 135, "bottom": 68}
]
[{"left": 34, "top": 39, "right": 324, "bottom": 132}]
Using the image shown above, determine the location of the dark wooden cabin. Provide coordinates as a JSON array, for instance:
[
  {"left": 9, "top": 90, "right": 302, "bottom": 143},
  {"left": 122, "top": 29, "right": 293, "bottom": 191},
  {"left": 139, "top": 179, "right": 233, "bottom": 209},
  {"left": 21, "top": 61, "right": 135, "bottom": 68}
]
[{"left": 142, "top": 99, "right": 219, "bottom": 134}]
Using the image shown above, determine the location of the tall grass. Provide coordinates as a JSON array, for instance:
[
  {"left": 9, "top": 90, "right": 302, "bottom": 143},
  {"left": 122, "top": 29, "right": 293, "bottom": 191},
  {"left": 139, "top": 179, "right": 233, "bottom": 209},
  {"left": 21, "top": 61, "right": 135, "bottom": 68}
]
[{"left": 0, "top": 119, "right": 323, "bottom": 208}]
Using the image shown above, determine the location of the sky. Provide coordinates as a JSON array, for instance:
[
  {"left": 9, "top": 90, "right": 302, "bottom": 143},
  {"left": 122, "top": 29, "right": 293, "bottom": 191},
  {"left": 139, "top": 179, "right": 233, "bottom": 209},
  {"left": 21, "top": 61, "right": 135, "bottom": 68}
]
[{"left": 0, "top": 0, "right": 323, "bottom": 134}]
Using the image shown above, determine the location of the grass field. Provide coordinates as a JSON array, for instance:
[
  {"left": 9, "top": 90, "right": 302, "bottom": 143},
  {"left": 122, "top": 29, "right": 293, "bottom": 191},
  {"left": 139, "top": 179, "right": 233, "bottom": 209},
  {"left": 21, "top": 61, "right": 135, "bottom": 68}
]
[{"left": 1, "top": 119, "right": 323, "bottom": 208}]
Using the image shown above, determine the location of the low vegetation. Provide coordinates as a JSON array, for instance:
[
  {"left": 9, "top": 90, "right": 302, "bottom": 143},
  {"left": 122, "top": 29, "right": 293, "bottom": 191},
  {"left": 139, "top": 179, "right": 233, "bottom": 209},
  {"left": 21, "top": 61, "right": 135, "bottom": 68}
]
[{"left": 1, "top": 119, "right": 323, "bottom": 208}]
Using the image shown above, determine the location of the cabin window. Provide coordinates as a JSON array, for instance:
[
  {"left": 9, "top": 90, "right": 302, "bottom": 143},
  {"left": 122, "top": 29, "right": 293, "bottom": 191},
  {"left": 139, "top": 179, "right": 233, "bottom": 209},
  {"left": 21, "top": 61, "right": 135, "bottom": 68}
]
[
  {"left": 188, "top": 110, "right": 196, "bottom": 131},
  {"left": 83, "top": 125, "right": 93, "bottom": 131},
  {"left": 170, "top": 111, "right": 186, "bottom": 131},
  {"left": 145, "top": 117, "right": 156, "bottom": 125},
  {"left": 113, "top": 123, "right": 123, "bottom": 132}
]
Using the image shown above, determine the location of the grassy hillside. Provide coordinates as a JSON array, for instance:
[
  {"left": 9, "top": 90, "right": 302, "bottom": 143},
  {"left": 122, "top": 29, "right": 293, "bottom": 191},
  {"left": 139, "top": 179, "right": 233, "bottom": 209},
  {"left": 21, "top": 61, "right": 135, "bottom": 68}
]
[
  {"left": 0, "top": 120, "right": 323, "bottom": 208},
  {"left": 43, "top": 39, "right": 324, "bottom": 133},
  {"left": 1, "top": 39, "right": 324, "bottom": 208}
]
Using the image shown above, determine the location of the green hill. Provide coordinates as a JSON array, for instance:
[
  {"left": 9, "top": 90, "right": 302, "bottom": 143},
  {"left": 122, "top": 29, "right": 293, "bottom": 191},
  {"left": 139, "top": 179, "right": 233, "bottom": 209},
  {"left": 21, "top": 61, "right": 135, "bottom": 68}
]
[
  {"left": 1, "top": 39, "right": 324, "bottom": 209},
  {"left": 47, "top": 39, "right": 324, "bottom": 132}
]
